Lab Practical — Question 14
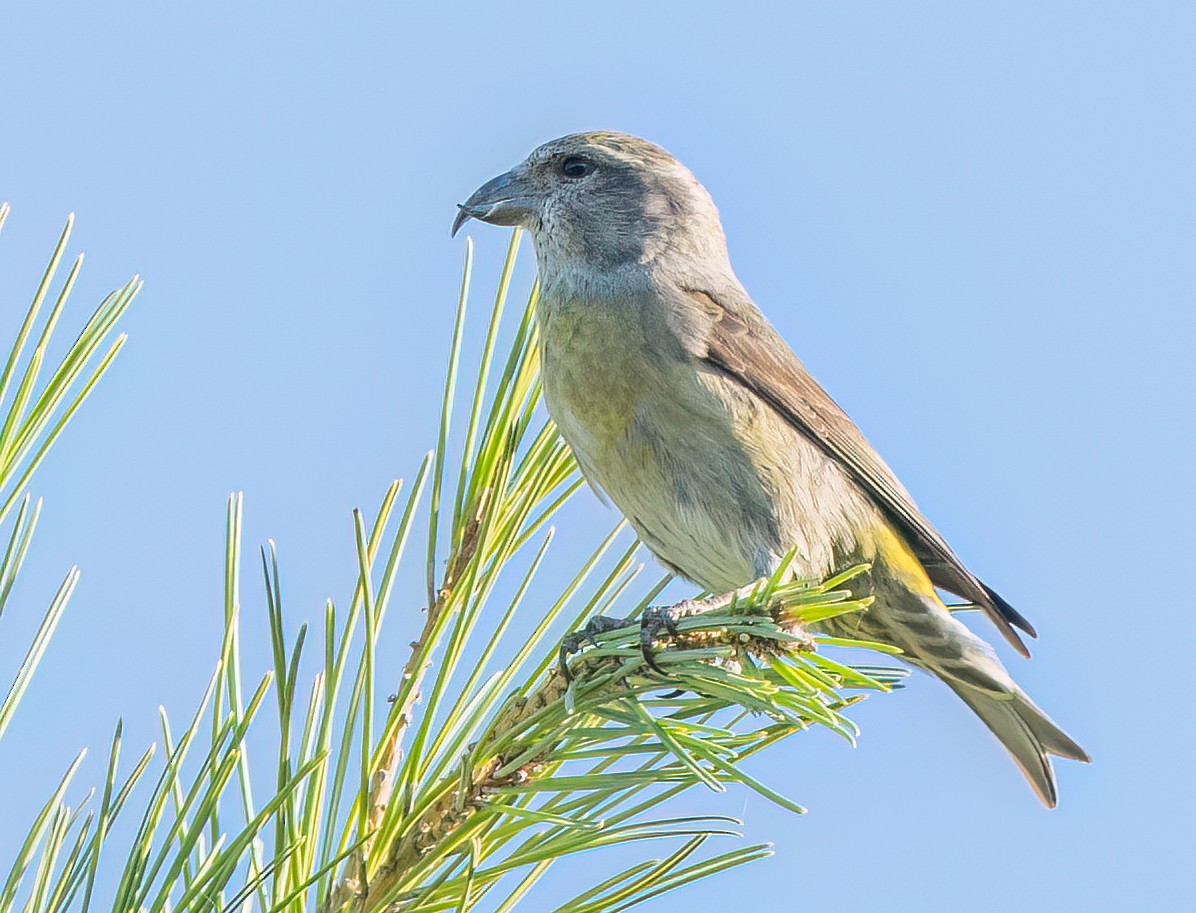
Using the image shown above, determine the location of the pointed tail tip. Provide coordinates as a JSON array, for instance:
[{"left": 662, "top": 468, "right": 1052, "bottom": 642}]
[{"left": 948, "top": 680, "right": 1088, "bottom": 808}]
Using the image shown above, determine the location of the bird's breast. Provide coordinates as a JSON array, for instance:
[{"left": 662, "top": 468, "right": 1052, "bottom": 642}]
[
  {"left": 536, "top": 293, "right": 674, "bottom": 454},
  {"left": 536, "top": 292, "right": 779, "bottom": 589},
  {"left": 535, "top": 290, "right": 880, "bottom": 593}
]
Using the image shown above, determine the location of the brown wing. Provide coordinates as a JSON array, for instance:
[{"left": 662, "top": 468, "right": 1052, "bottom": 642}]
[{"left": 685, "top": 287, "right": 1035, "bottom": 656}]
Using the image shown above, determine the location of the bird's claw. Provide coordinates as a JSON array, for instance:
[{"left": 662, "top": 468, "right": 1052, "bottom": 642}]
[
  {"left": 558, "top": 603, "right": 689, "bottom": 682},
  {"left": 558, "top": 614, "right": 635, "bottom": 682},
  {"left": 638, "top": 605, "right": 682, "bottom": 676}
]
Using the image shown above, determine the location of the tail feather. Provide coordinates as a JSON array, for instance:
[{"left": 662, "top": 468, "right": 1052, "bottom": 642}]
[
  {"left": 825, "top": 554, "right": 1089, "bottom": 805},
  {"left": 946, "top": 681, "right": 1090, "bottom": 807}
]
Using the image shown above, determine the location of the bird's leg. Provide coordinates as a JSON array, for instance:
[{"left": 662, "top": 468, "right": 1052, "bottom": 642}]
[
  {"left": 559, "top": 590, "right": 743, "bottom": 682},
  {"left": 638, "top": 592, "right": 738, "bottom": 675},
  {"left": 558, "top": 615, "right": 636, "bottom": 683},
  {"left": 636, "top": 604, "right": 682, "bottom": 675}
]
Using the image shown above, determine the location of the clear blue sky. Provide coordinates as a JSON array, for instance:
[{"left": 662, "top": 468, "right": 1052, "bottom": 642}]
[{"left": 2, "top": 2, "right": 1193, "bottom": 909}]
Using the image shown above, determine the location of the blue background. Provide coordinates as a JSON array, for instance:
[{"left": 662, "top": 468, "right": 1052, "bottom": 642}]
[{"left": 1, "top": 2, "right": 1192, "bottom": 909}]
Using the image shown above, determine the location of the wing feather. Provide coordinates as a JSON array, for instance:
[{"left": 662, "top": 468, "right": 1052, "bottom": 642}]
[{"left": 684, "top": 287, "right": 1035, "bottom": 655}]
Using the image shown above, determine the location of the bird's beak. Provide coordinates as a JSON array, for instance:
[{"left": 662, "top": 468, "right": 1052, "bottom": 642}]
[{"left": 451, "top": 167, "right": 537, "bottom": 237}]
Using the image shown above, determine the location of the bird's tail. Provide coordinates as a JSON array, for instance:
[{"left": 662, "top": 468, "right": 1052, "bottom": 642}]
[
  {"left": 943, "top": 679, "right": 1090, "bottom": 807},
  {"left": 837, "top": 531, "right": 1089, "bottom": 804},
  {"left": 850, "top": 559, "right": 1090, "bottom": 806}
]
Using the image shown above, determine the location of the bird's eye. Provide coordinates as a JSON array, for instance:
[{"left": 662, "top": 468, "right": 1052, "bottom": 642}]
[{"left": 561, "top": 156, "right": 591, "bottom": 179}]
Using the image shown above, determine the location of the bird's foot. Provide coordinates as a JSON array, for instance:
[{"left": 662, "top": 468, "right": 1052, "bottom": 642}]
[
  {"left": 559, "top": 594, "right": 736, "bottom": 682},
  {"left": 637, "top": 603, "right": 683, "bottom": 675},
  {"left": 558, "top": 614, "right": 636, "bottom": 682}
]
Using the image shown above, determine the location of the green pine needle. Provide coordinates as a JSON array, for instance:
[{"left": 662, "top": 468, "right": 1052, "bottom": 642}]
[{"left": 0, "top": 218, "right": 899, "bottom": 913}]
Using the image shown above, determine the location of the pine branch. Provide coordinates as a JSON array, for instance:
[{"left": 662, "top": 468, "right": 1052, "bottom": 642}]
[{"left": 0, "top": 224, "right": 903, "bottom": 913}]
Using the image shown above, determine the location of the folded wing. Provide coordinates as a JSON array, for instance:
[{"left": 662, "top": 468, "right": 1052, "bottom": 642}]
[{"left": 683, "top": 286, "right": 1036, "bottom": 656}]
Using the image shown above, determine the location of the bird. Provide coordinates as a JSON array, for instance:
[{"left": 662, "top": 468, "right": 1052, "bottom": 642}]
[{"left": 452, "top": 131, "right": 1088, "bottom": 806}]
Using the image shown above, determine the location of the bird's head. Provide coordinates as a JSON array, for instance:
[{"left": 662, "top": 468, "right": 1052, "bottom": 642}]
[{"left": 453, "top": 132, "right": 729, "bottom": 279}]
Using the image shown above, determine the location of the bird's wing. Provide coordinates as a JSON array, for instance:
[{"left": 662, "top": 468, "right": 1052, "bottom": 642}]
[{"left": 683, "top": 287, "right": 1035, "bottom": 656}]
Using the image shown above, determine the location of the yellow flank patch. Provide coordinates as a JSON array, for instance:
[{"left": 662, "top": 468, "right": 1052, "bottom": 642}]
[{"left": 871, "top": 522, "right": 938, "bottom": 597}]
